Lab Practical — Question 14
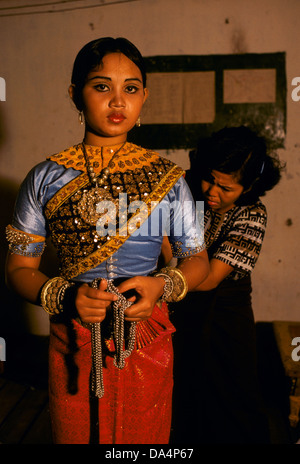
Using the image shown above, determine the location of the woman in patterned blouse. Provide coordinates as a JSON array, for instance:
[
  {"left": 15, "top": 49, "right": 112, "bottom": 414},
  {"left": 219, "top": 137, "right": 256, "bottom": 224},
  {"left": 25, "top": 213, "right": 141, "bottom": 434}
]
[{"left": 170, "top": 125, "right": 284, "bottom": 444}]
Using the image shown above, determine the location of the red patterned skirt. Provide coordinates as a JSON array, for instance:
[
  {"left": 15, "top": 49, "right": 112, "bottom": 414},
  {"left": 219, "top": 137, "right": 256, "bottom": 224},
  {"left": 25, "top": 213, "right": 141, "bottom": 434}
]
[{"left": 48, "top": 303, "right": 175, "bottom": 444}]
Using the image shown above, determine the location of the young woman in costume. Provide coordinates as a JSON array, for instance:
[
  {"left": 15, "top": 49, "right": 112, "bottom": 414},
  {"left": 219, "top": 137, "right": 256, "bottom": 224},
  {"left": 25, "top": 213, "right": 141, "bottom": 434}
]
[
  {"left": 5, "top": 37, "right": 209, "bottom": 444},
  {"left": 170, "top": 125, "right": 284, "bottom": 444}
]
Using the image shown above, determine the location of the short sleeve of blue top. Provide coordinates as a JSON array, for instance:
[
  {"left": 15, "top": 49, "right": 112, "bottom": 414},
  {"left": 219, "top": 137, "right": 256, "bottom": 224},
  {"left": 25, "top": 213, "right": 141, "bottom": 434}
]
[{"left": 11, "top": 160, "right": 205, "bottom": 282}]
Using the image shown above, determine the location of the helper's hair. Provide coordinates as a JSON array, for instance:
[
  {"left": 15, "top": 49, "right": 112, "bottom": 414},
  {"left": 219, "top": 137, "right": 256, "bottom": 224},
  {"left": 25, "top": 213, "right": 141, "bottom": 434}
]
[{"left": 187, "top": 125, "right": 285, "bottom": 205}]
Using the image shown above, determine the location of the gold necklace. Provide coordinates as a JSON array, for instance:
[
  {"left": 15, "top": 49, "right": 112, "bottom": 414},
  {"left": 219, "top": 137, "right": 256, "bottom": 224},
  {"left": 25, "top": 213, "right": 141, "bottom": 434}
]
[{"left": 76, "top": 141, "right": 126, "bottom": 226}]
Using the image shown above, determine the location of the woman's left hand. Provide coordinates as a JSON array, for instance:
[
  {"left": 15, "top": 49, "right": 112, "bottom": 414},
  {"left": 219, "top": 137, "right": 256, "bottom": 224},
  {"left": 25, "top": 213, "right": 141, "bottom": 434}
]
[{"left": 116, "top": 276, "right": 165, "bottom": 322}]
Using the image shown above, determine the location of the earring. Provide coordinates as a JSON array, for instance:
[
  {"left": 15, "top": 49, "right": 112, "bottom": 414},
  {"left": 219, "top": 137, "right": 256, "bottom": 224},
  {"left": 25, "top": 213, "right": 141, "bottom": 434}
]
[
  {"left": 136, "top": 117, "right": 141, "bottom": 127},
  {"left": 78, "top": 112, "right": 84, "bottom": 125}
]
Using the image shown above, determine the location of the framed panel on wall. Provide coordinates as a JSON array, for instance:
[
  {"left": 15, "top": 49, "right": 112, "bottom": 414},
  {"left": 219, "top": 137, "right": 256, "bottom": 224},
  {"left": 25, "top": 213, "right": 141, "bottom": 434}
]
[{"left": 128, "top": 53, "right": 286, "bottom": 150}]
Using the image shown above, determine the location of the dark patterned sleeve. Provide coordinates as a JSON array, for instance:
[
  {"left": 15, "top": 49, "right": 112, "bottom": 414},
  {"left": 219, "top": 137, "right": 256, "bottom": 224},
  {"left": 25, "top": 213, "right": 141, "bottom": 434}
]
[{"left": 213, "top": 203, "right": 267, "bottom": 275}]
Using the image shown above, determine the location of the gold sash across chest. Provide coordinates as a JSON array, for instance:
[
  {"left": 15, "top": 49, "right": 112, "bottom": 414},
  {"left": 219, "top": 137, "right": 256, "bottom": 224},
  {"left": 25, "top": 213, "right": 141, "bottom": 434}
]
[{"left": 44, "top": 143, "right": 184, "bottom": 280}]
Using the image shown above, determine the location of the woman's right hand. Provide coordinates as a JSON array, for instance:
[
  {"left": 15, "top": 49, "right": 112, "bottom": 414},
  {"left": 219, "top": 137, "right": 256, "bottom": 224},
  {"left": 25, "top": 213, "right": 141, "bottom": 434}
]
[{"left": 75, "top": 279, "right": 117, "bottom": 323}]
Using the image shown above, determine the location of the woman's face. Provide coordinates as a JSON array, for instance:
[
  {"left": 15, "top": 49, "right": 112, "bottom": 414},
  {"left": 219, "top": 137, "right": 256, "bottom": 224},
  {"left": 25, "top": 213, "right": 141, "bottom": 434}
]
[
  {"left": 73, "top": 52, "right": 148, "bottom": 145},
  {"left": 201, "top": 170, "right": 244, "bottom": 214}
]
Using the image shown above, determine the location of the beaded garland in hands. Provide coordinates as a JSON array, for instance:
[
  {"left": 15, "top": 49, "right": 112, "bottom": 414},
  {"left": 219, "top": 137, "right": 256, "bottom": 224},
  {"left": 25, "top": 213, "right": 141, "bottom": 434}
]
[{"left": 90, "top": 278, "right": 136, "bottom": 399}]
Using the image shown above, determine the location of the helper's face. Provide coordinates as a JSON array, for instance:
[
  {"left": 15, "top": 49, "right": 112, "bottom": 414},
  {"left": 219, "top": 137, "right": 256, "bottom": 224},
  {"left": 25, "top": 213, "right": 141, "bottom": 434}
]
[
  {"left": 79, "top": 52, "right": 148, "bottom": 144},
  {"left": 201, "top": 170, "right": 244, "bottom": 214}
]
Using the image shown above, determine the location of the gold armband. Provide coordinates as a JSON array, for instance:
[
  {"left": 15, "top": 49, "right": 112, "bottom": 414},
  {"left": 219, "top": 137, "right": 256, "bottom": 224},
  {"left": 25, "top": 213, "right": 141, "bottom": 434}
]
[
  {"left": 40, "top": 276, "right": 75, "bottom": 316},
  {"left": 154, "top": 266, "right": 188, "bottom": 302},
  {"left": 6, "top": 225, "right": 46, "bottom": 257}
]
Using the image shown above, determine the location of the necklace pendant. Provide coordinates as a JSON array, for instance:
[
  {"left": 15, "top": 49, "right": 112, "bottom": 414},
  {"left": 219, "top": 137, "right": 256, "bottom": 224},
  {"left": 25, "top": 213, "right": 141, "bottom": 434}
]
[
  {"left": 77, "top": 186, "right": 118, "bottom": 226},
  {"left": 78, "top": 141, "right": 126, "bottom": 226}
]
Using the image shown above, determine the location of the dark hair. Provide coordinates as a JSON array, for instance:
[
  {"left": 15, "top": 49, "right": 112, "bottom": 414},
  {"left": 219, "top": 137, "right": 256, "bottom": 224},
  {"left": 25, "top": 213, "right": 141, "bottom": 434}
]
[
  {"left": 70, "top": 37, "right": 147, "bottom": 111},
  {"left": 187, "top": 126, "right": 285, "bottom": 206}
]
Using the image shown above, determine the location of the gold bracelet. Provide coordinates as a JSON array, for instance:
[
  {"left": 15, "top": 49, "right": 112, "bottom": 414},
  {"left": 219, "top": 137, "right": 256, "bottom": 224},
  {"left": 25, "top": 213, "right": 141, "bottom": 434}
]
[
  {"left": 154, "top": 266, "right": 188, "bottom": 302},
  {"left": 40, "top": 276, "right": 74, "bottom": 315},
  {"left": 154, "top": 272, "right": 174, "bottom": 301}
]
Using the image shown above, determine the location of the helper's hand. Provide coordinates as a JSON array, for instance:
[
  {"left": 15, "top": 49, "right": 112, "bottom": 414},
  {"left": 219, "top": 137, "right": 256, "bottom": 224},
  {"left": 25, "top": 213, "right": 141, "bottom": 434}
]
[
  {"left": 116, "top": 276, "right": 165, "bottom": 322},
  {"left": 75, "top": 279, "right": 117, "bottom": 323}
]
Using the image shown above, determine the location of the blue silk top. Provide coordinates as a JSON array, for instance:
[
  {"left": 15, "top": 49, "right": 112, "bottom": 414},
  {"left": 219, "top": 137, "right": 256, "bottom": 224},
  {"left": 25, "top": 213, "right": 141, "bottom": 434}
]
[{"left": 10, "top": 146, "right": 205, "bottom": 283}]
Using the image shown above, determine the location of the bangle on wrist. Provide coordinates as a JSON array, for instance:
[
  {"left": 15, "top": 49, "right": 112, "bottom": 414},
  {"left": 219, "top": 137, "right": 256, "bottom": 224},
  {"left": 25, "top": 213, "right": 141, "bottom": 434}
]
[
  {"left": 154, "top": 266, "right": 188, "bottom": 302},
  {"left": 155, "top": 273, "right": 174, "bottom": 301},
  {"left": 40, "top": 276, "right": 75, "bottom": 316}
]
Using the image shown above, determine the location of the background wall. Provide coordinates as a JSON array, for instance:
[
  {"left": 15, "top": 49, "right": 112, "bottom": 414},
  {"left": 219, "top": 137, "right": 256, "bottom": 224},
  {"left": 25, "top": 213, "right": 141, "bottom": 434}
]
[{"left": 0, "top": 0, "right": 299, "bottom": 335}]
